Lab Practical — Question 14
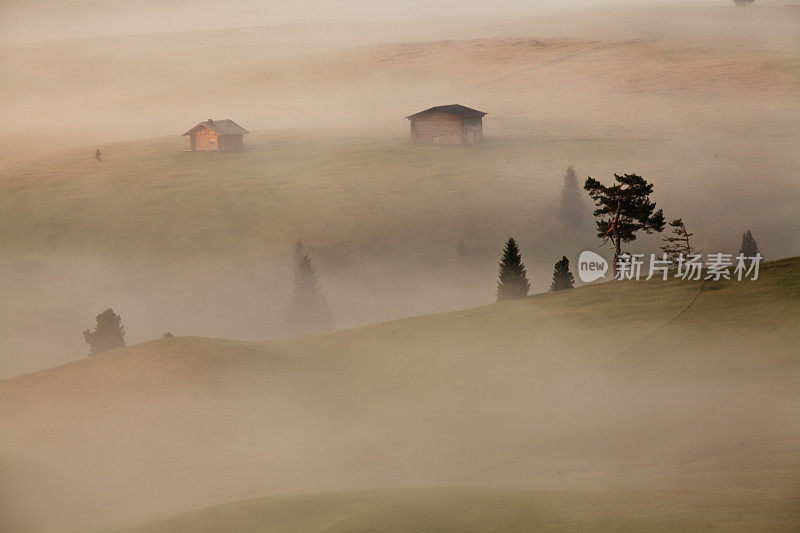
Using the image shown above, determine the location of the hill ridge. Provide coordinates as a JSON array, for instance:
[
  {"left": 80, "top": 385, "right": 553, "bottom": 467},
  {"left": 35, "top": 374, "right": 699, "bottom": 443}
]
[{"left": 2, "top": 256, "right": 797, "bottom": 387}]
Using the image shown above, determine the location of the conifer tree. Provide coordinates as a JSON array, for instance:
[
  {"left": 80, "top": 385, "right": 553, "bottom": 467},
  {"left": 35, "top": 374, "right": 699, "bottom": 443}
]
[
  {"left": 83, "top": 308, "right": 126, "bottom": 355},
  {"left": 559, "top": 166, "right": 585, "bottom": 228},
  {"left": 496, "top": 237, "right": 530, "bottom": 301},
  {"left": 661, "top": 218, "right": 693, "bottom": 263},
  {"left": 549, "top": 256, "right": 575, "bottom": 292},
  {"left": 739, "top": 229, "right": 761, "bottom": 258},
  {"left": 584, "top": 173, "right": 665, "bottom": 277},
  {"left": 286, "top": 242, "right": 333, "bottom": 335}
]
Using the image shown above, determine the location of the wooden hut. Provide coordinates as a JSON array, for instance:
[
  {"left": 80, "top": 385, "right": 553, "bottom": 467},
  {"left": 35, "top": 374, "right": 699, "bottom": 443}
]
[
  {"left": 406, "top": 105, "right": 487, "bottom": 144},
  {"left": 182, "top": 119, "right": 249, "bottom": 151}
]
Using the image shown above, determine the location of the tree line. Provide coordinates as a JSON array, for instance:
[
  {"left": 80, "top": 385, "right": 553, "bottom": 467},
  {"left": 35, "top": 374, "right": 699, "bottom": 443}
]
[
  {"left": 83, "top": 168, "right": 762, "bottom": 354},
  {"left": 496, "top": 167, "right": 761, "bottom": 301},
  {"left": 82, "top": 242, "right": 334, "bottom": 355}
]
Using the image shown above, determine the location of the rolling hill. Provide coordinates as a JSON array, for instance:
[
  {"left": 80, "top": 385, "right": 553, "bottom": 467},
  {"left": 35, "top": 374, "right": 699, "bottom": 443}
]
[
  {"left": 1, "top": 126, "right": 797, "bottom": 379},
  {"left": 2, "top": 257, "right": 798, "bottom": 531},
  {"left": 2, "top": 3, "right": 798, "bottom": 531},
  {"left": 2, "top": 5, "right": 799, "bottom": 147},
  {"left": 114, "top": 487, "right": 800, "bottom": 533},
  {"left": 2, "top": 3, "right": 798, "bottom": 378}
]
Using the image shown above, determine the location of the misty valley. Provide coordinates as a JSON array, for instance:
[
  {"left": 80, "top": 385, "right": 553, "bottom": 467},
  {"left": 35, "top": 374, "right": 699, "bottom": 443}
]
[{"left": 0, "top": 1, "right": 798, "bottom": 532}]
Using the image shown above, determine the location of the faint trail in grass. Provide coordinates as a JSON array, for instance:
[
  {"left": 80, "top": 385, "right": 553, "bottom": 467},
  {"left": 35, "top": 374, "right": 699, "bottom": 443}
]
[
  {"left": 600, "top": 279, "right": 707, "bottom": 369},
  {"left": 636, "top": 279, "right": 707, "bottom": 344}
]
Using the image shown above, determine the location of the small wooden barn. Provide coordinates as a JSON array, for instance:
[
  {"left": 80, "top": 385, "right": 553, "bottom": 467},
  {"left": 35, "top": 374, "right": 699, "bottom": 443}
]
[
  {"left": 406, "top": 105, "right": 487, "bottom": 144},
  {"left": 182, "top": 119, "right": 249, "bottom": 152}
]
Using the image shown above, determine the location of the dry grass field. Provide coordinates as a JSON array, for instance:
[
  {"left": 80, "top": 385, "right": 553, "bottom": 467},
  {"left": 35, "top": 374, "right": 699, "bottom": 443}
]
[
  {"left": 0, "top": 127, "right": 797, "bottom": 378},
  {"left": 1, "top": 257, "right": 798, "bottom": 531},
  {"left": 1, "top": 3, "right": 798, "bottom": 531},
  {"left": 115, "top": 487, "right": 800, "bottom": 533},
  {"left": 1, "top": 6, "right": 798, "bottom": 146}
]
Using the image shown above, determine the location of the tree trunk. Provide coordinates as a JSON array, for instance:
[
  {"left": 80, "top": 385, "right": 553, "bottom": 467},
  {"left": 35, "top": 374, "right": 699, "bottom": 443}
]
[{"left": 611, "top": 198, "right": 622, "bottom": 278}]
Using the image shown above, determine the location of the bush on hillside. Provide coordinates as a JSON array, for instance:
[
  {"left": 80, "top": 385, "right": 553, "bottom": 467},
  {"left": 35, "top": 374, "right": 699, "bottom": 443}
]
[{"left": 83, "top": 308, "right": 126, "bottom": 355}]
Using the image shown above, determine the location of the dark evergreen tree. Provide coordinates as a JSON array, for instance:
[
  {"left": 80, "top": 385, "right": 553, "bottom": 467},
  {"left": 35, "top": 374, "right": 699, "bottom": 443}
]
[
  {"left": 496, "top": 237, "right": 530, "bottom": 301},
  {"left": 584, "top": 173, "right": 665, "bottom": 276},
  {"left": 286, "top": 242, "right": 333, "bottom": 335},
  {"left": 661, "top": 218, "right": 693, "bottom": 263},
  {"left": 739, "top": 229, "right": 761, "bottom": 258},
  {"left": 83, "top": 308, "right": 126, "bottom": 355},
  {"left": 549, "top": 256, "right": 575, "bottom": 292},
  {"left": 559, "top": 165, "right": 585, "bottom": 228}
]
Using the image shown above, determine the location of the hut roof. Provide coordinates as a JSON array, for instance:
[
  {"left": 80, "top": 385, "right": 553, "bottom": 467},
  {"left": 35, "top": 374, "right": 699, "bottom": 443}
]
[
  {"left": 406, "top": 105, "right": 488, "bottom": 120},
  {"left": 183, "top": 119, "right": 249, "bottom": 136}
]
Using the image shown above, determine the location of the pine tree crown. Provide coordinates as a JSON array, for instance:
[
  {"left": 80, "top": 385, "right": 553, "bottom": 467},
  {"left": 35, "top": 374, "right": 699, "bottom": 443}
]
[
  {"left": 496, "top": 237, "right": 531, "bottom": 301},
  {"left": 83, "top": 308, "right": 126, "bottom": 355},
  {"left": 286, "top": 244, "right": 333, "bottom": 335},
  {"left": 560, "top": 166, "right": 585, "bottom": 228},
  {"left": 739, "top": 229, "right": 760, "bottom": 256},
  {"left": 661, "top": 218, "right": 693, "bottom": 260},
  {"left": 584, "top": 173, "right": 665, "bottom": 243},
  {"left": 550, "top": 256, "right": 575, "bottom": 292}
]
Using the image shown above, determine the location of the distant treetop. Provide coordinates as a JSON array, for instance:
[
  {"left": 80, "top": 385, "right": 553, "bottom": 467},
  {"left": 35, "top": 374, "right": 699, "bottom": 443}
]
[{"left": 83, "top": 308, "right": 126, "bottom": 355}]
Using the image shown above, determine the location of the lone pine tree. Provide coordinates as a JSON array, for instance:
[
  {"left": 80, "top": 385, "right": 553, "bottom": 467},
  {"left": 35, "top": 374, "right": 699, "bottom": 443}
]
[
  {"left": 496, "top": 237, "right": 530, "bottom": 301},
  {"left": 559, "top": 166, "right": 585, "bottom": 228},
  {"left": 286, "top": 242, "right": 333, "bottom": 335},
  {"left": 549, "top": 256, "right": 575, "bottom": 292},
  {"left": 83, "top": 308, "right": 126, "bottom": 355},
  {"left": 661, "top": 218, "right": 694, "bottom": 263},
  {"left": 584, "top": 173, "right": 665, "bottom": 277},
  {"left": 739, "top": 229, "right": 761, "bottom": 258}
]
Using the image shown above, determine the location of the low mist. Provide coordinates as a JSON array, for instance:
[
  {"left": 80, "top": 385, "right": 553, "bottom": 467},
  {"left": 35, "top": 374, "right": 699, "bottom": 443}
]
[
  {"left": 1, "top": 2, "right": 798, "bottom": 532},
  {"left": 2, "top": 319, "right": 797, "bottom": 531}
]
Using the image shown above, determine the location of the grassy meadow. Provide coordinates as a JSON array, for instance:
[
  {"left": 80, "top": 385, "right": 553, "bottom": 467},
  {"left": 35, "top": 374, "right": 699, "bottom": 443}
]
[
  {"left": 1, "top": 3, "right": 799, "bottom": 531},
  {"left": 1, "top": 257, "right": 798, "bottom": 531},
  {"left": 1, "top": 130, "right": 798, "bottom": 260},
  {"left": 115, "top": 487, "right": 800, "bottom": 533},
  {"left": 0, "top": 127, "right": 797, "bottom": 378}
]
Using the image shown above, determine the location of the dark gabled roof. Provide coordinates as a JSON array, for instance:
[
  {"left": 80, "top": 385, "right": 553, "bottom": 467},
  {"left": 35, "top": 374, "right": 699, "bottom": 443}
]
[
  {"left": 182, "top": 119, "right": 249, "bottom": 136},
  {"left": 406, "top": 104, "right": 488, "bottom": 120}
]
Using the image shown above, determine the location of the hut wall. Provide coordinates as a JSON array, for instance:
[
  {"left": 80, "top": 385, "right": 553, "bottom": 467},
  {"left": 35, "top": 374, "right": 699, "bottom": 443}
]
[
  {"left": 461, "top": 116, "right": 484, "bottom": 144},
  {"left": 218, "top": 134, "right": 244, "bottom": 151},
  {"left": 192, "top": 127, "right": 219, "bottom": 151},
  {"left": 410, "top": 111, "right": 464, "bottom": 144}
]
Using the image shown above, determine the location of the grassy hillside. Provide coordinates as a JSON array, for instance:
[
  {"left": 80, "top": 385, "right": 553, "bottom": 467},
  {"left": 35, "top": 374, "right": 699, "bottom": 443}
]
[
  {"left": 1, "top": 129, "right": 797, "bottom": 264},
  {"left": 116, "top": 487, "right": 799, "bottom": 533},
  {"left": 2, "top": 6, "right": 798, "bottom": 142},
  {"left": 1, "top": 126, "right": 798, "bottom": 379},
  {"left": 2, "top": 5, "right": 798, "bottom": 377},
  {"left": 2, "top": 3, "right": 798, "bottom": 530},
  {"left": 1, "top": 257, "right": 798, "bottom": 531}
]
